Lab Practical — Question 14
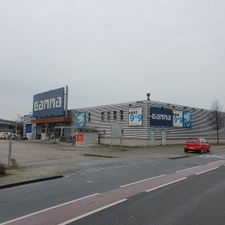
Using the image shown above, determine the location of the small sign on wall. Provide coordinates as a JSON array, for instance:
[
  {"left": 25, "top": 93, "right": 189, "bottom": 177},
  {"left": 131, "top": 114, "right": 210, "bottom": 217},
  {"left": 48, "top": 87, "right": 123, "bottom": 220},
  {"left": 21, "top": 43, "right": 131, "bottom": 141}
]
[{"left": 75, "top": 133, "right": 84, "bottom": 142}]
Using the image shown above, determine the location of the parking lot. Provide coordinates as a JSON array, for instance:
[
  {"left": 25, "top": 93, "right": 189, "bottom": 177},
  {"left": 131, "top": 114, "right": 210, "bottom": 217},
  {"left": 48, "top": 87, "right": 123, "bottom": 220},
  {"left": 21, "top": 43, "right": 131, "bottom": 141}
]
[{"left": 1, "top": 139, "right": 225, "bottom": 186}]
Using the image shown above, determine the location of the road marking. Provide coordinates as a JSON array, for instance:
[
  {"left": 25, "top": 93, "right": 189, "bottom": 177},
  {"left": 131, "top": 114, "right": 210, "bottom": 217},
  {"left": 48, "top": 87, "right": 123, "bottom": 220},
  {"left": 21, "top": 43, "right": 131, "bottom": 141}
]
[
  {"left": 145, "top": 177, "right": 187, "bottom": 192},
  {"left": 207, "top": 160, "right": 224, "bottom": 165},
  {"left": 176, "top": 166, "right": 201, "bottom": 173},
  {"left": 57, "top": 199, "right": 127, "bottom": 225},
  {"left": 0, "top": 193, "right": 99, "bottom": 225},
  {"left": 195, "top": 167, "right": 218, "bottom": 175},
  {"left": 200, "top": 155, "right": 225, "bottom": 159},
  {"left": 120, "top": 175, "right": 165, "bottom": 188}
]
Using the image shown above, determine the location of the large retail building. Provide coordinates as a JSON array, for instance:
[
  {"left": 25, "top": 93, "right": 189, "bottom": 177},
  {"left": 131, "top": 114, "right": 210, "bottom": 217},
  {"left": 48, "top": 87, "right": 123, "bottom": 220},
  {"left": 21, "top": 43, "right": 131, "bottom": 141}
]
[{"left": 27, "top": 87, "right": 225, "bottom": 146}]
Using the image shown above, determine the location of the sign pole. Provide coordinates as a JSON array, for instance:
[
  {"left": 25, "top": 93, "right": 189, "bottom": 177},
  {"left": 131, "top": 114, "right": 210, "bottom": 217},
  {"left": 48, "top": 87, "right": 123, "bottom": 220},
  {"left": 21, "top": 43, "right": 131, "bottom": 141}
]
[
  {"left": 8, "top": 132, "right": 12, "bottom": 168},
  {"left": 74, "top": 128, "right": 76, "bottom": 151}
]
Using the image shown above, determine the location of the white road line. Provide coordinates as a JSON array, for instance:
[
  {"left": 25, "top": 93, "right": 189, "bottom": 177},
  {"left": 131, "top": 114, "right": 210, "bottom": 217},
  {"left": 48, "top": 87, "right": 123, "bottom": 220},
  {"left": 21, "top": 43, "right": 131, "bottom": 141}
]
[
  {"left": 145, "top": 177, "right": 187, "bottom": 193},
  {"left": 207, "top": 160, "right": 224, "bottom": 165},
  {"left": 176, "top": 166, "right": 201, "bottom": 173},
  {"left": 195, "top": 167, "right": 218, "bottom": 175},
  {"left": 57, "top": 199, "right": 127, "bottom": 225},
  {"left": 120, "top": 175, "right": 165, "bottom": 188},
  {"left": 0, "top": 193, "right": 99, "bottom": 225}
]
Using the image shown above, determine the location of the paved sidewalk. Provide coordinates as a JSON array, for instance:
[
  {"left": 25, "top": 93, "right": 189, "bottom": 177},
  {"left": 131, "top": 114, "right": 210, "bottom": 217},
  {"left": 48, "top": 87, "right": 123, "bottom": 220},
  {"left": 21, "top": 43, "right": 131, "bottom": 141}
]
[{"left": 0, "top": 140, "right": 224, "bottom": 186}]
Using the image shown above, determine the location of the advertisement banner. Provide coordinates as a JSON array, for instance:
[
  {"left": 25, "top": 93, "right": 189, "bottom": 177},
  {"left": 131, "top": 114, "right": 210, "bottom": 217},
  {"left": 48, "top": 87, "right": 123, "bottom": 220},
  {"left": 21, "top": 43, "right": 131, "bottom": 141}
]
[
  {"left": 173, "top": 110, "right": 183, "bottom": 127},
  {"left": 33, "top": 87, "right": 65, "bottom": 118},
  {"left": 183, "top": 112, "right": 192, "bottom": 128},
  {"left": 25, "top": 124, "right": 32, "bottom": 133},
  {"left": 76, "top": 112, "right": 87, "bottom": 128},
  {"left": 150, "top": 107, "right": 173, "bottom": 127},
  {"left": 128, "top": 108, "right": 143, "bottom": 126}
]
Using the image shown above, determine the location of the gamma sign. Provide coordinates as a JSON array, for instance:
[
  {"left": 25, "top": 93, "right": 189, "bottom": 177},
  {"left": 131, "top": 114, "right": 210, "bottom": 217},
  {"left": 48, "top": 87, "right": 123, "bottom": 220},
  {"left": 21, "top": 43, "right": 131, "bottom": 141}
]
[{"left": 150, "top": 107, "right": 173, "bottom": 127}]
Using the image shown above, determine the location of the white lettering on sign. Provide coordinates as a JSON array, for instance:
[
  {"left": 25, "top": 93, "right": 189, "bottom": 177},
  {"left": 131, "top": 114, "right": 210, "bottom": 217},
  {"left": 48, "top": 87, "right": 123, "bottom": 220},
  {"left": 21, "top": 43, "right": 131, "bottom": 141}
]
[
  {"left": 34, "top": 97, "right": 62, "bottom": 111},
  {"left": 151, "top": 113, "right": 172, "bottom": 121}
]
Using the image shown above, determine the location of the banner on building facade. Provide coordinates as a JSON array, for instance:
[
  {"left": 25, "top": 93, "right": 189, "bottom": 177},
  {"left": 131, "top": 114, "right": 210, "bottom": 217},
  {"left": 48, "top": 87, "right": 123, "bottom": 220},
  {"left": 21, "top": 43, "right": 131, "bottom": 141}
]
[
  {"left": 150, "top": 107, "right": 173, "bottom": 127},
  {"left": 183, "top": 112, "right": 192, "bottom": 128},
  {"left": 128, "top": 107, "right": 143, "bottom": 126},
  {"left": 76, "top": 112, "right": 87, "bottom": 128},
  {"left": 173, "top": 110, "right": 183, "bottom": 127}
]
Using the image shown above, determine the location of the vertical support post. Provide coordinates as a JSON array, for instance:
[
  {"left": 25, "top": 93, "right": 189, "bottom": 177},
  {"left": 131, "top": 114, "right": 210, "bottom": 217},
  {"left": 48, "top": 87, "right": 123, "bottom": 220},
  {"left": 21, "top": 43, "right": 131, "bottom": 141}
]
[
  {"left": 65, "top": 85, "right": 69, "bottom": 117},
  {"left": 60, "top": 127, "right": 63, "bottom": 141},
  {"left": 8, "top": 132, "right": 12, "bottom": 168}
]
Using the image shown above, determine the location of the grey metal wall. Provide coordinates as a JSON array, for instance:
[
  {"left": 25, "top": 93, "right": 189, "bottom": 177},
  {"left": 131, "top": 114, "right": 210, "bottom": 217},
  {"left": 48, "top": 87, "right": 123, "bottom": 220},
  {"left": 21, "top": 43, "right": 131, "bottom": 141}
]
[
  {"left": 69, "top": 100, "right": 225, "bottom": 142},
  {"left": 70, "top": 101, "right": 149, "bottom": 140}
]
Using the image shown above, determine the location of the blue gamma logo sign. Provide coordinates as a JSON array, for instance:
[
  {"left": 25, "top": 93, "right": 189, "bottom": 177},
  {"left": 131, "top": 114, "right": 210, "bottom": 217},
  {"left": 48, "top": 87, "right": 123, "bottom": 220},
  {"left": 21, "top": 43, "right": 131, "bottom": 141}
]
[
  {"left": 150, "top": 107, "right": 173, "bottom": 127},
  {"left": 33, "top": 87, "right": 65, "bottom": 118}
]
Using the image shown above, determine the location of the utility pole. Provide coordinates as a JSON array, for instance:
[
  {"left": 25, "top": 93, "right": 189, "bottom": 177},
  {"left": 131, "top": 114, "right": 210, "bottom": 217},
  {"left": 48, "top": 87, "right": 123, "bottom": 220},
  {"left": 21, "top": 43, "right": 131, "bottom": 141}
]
[{"left": 8, "top": 132, "right": 12, "bottom": 168}]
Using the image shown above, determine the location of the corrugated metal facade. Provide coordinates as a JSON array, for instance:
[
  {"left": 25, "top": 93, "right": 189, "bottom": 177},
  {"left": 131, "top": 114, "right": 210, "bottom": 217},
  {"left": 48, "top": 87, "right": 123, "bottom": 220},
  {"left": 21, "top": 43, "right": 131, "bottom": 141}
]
[{"left": 69, "top": 100, "right": 225, "bottom": 146}]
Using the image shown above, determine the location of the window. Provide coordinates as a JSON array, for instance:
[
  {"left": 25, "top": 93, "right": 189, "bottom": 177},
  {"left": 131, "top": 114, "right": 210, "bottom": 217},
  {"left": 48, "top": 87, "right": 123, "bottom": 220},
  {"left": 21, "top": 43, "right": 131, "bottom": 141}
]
[
  {"left": 120, "top": 110, "right": 124, "bottom": 120},
  {"left": 113, "top": 111, "right": 117, "bottom": 120},
  {"left": 107, "top": 111, "right": 111, "bottom": 121},
  {"left": 101, "top": 112, "right": 105, "bottom": 121},
  {"left": 88, "top": 113, "right": 91, "bottom": 122}
]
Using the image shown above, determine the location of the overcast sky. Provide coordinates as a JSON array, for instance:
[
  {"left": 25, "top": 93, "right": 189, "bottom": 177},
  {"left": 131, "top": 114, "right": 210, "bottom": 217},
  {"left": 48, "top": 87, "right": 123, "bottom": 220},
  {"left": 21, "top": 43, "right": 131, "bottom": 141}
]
[{"left": 0, "top": 0, "right": 225, "bottom": 120}]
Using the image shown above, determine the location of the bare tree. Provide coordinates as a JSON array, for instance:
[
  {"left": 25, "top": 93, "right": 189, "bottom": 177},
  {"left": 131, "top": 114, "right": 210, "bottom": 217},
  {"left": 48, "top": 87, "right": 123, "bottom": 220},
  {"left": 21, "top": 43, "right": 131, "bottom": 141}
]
[{"left": 210, "top": 100, "right": 225, "bottom": 144}]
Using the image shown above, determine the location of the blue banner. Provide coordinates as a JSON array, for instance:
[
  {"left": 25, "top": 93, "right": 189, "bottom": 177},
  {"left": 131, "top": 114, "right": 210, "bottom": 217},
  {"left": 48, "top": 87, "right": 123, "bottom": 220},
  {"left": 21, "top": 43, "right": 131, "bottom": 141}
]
[
  {"left": 150, "top": 107, "right": 173, "bottom": 127},
  {"left": 26, "top": 124, "right": 32, "bottom": 133},
  {"left": 76, "top": 112, "right": 87, "bottom": 128},
  {"left": 183, "top": 112, "right": 192, "bottom": 128}
]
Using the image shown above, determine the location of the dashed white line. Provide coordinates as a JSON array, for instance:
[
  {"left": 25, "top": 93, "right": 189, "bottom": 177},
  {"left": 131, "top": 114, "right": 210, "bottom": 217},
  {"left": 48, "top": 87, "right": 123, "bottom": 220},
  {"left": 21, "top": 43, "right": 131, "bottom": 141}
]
[
  {"left": 120, "top": 175, "right": 165, "bottom": 188},
  {"left": 195, "top": 167, "right": 218, "bottom": 175},
  {"left": 57, "top": 199, "right": 127, "bottom": 225},
  {"left": 145, "top": 177, "right": 187, "bottom": 193},
  {"left": 0, "top": 193, "right": 100, "bottom": 225}
]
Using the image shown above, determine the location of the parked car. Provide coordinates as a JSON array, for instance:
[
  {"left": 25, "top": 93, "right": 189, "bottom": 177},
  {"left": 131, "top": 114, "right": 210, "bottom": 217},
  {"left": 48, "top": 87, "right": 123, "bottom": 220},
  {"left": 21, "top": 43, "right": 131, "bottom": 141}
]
[
  {"left": 184, "top": 138, "right": 211, "bottom": 154},
  {"left": 0, "top": 132, "right": 9, "bottom": 139},
  {"left": 7, "top": 133, "right": 21, "bottom": 140}
]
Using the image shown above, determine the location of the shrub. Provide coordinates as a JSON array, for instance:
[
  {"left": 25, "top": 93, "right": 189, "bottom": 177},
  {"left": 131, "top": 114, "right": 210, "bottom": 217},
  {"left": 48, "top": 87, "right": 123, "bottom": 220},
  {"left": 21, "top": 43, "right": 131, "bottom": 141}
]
[
  {"left": 0, "top": 162, "right": 6, "bottom": 176},
  {"left": 11, "top": 158, "right": 19, "bottom": 168}
]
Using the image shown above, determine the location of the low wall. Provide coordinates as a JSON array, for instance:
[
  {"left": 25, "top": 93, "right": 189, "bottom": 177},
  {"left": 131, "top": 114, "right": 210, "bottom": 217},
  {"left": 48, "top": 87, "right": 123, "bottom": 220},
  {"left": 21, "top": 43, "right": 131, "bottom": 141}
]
[{"left": 99, "top": 137, "right": 225, "bottom": 147}]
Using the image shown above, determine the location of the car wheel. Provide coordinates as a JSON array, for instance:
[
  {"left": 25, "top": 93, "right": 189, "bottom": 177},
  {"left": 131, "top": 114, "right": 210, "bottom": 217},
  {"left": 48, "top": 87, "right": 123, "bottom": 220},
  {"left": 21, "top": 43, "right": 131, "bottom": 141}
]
[{"left": 207, "top": 147, "right": 211, "bottom": 153}]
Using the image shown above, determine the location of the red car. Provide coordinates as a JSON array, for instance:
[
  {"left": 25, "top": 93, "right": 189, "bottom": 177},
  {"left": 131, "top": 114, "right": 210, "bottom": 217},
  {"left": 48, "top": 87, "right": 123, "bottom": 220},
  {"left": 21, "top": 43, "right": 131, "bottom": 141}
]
[{"left": 184, "top": 138, "right": 211, "bottom": 154}]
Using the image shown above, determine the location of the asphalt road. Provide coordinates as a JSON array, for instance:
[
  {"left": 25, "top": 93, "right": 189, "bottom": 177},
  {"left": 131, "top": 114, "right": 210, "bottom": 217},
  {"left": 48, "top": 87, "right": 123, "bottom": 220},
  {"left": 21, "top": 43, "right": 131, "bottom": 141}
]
[
  {"left": 72, "top": 166, "right": 225, "bottom": 225},
  {"left": 0, "top": 149, "right": 225, "bottom": 225}
]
